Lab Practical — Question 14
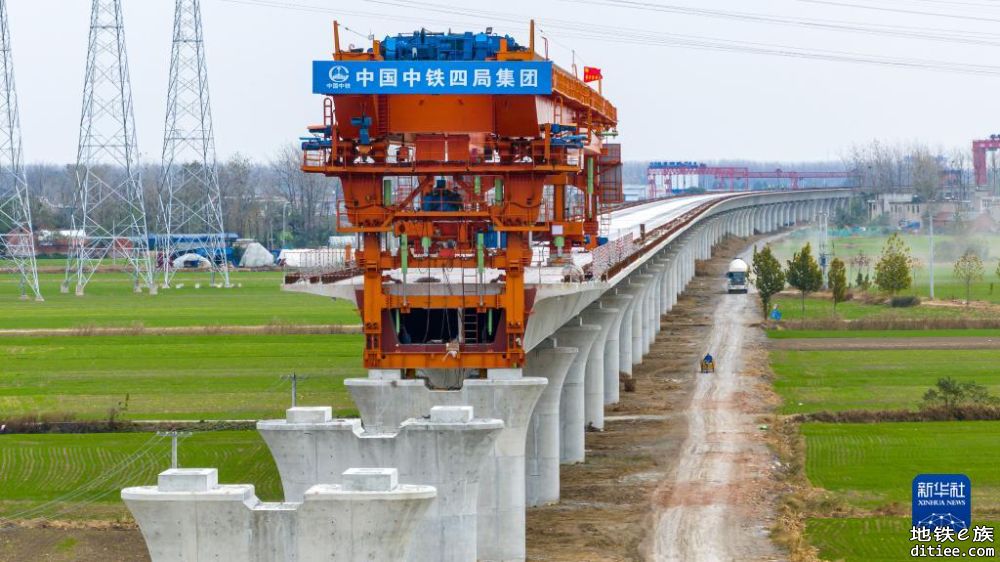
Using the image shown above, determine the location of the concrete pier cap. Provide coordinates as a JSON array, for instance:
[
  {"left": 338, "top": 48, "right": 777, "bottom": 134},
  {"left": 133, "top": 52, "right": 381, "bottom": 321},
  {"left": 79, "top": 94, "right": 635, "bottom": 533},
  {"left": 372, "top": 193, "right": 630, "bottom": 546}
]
[
  {"left": 257, "top": 406, "right": 502, "bottom": 562},
  {"left": 345, "top": 372, "right": 545, "bottom": 562},
  {"left": 124, "top": 467, "right": 436, "bottom": 562}
]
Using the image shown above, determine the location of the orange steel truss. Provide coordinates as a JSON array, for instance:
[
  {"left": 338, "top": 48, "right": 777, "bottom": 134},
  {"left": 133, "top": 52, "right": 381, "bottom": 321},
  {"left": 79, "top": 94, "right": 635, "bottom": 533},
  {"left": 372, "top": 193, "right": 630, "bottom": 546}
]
[{"left": 302, "top": 21, "right": 620, "bottom": 372}]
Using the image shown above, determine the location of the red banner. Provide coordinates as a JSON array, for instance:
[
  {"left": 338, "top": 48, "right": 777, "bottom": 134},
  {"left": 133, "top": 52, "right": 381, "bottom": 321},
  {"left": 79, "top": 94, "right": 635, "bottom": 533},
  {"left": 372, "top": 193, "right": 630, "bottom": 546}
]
[{"left": 583, "top": 66, "right": 603, "bottom": 83}]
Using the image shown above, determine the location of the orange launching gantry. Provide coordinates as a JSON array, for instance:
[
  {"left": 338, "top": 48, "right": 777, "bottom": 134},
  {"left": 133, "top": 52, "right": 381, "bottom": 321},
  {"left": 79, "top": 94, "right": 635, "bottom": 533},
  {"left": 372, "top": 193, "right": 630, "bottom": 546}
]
[{"left": 302, "top": 22, "right": 620, "bottom": 373}]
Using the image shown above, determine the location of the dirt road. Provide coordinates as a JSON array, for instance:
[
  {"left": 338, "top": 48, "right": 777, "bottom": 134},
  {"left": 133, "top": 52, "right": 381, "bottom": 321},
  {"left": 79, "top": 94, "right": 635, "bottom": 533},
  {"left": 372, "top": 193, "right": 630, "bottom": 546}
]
[{"left": 651, "top": 254, "right": 782, "bottom": 561}]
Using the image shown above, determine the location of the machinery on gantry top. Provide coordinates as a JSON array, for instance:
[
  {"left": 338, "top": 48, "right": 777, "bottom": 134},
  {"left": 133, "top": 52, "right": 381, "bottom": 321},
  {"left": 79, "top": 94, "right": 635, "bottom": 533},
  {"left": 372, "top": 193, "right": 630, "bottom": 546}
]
[{"left": 301, "top": 22, "right": 621, "bottom": 373}]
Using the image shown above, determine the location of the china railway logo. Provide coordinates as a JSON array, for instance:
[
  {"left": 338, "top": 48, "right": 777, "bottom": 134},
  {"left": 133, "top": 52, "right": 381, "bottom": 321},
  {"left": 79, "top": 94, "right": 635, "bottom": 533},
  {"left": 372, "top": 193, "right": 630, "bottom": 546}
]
[{"left": 328, "top": 65, "right": 349, "bottom": 83}]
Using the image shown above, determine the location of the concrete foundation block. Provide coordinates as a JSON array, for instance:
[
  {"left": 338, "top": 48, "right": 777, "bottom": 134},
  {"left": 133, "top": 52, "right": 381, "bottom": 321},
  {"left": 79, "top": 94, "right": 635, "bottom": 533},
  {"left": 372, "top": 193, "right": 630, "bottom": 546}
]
[
  {"left": 430, "top": 405, "right": 474, "bottom": 423},
  {"left": 286, "top": 406, "right": 332, "bottom": 424},
  {"left": 157, "top": 468, "right": 218, "bottom": 492}
]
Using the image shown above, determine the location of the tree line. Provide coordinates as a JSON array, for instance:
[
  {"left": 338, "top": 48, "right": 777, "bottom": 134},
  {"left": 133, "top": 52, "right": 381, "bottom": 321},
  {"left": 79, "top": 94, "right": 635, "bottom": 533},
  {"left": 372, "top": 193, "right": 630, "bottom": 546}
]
[
  {"left": 750, "top": 233, "right": 1000, "bottom": 318},
  {"left": 22, "top": 145, "right": 341, "bottom": 249}
]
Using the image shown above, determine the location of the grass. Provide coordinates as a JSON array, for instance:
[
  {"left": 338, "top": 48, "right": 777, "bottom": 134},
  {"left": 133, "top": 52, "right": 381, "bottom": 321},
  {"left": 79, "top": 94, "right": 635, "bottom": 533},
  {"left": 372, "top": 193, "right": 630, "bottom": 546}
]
[
  {"left": 0, "top": 266, "right": 359, "bottom": 330},
  {"left": 768, "top": 328, "right": 1000, "bottom": 339},
  {"left": 768, "top": 231, "right": 1000, "bottom": 305},
  {"left": 771, "top": 295, "right": 996, "bottom": 323},
  {"left": 0, "top": 334, "right": 364, "bottom": 420},
  {"left": 771, "top": 349, "right": 1000, "bottom": 414},
  {"left": 0, "top": 431, "right": 280, "bottom": 520},
  {"left": 806, "top": 517, "right": 999, "bottom": 562},
  {"left": 802, "top": 421, "right": 1000, "bottom": 511}
]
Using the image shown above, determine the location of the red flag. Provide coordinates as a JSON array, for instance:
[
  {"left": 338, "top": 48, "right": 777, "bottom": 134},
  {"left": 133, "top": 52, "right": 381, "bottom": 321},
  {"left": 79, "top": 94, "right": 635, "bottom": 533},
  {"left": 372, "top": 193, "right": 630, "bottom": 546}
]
[{"left": 583, "top": 66, "right": 603, "bottom": 83}]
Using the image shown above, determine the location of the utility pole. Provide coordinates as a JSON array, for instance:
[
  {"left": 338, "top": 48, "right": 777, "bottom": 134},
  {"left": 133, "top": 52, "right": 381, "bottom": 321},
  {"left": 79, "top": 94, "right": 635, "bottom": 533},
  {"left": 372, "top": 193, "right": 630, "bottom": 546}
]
[
  {"left": 156, "top": 430, "right": 192, "bottom": 469},
  {"left": 0, "top": 0, "right": 41, "bottom": 301},
  {"left": 159, "top": 0, "right": 230, "bottom": 289},
  {"left": 928, "top": 203, "right": 935, "bottom": 300},
  {"left": 63, "top": 0, "right": 154, "bottom": 297},
  {"left": 818, "top": 211, "right": 830, "bottom": 289},
  {"left": 282, "top": 201, "right": 290, "bottom": 249},
  {"left": 282, "top": 373, "right": 308, "bottom": 407}
]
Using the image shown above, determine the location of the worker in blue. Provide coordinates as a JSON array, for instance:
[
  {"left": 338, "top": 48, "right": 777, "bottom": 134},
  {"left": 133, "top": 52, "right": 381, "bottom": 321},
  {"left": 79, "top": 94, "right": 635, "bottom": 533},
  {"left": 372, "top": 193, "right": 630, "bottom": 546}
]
[{"left": 701, "top": 352, "right": 715, "bottom": 373}]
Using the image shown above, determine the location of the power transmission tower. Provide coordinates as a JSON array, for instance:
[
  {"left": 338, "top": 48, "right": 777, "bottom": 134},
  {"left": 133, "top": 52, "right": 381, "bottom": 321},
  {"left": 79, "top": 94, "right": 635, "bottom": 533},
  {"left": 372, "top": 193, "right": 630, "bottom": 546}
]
[
  {"left": 0, "top": 0, "right": 41, "bottom": 301},
  {"left": 159, "top": 0, "right": 230, "bottom": 288},
  {"left": 62, "top": 0, "right": 155, "bottom": 297}
]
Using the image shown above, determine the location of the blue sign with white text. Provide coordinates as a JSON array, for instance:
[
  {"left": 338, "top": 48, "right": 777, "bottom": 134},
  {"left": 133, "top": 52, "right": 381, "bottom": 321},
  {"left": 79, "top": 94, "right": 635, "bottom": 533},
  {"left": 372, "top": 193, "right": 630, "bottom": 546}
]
[
  {"left": 312, "top": 60, "right": 554, "bottom": 95},
  {"left": 913, "top": 474, "right": 972, "bottom": 531}
]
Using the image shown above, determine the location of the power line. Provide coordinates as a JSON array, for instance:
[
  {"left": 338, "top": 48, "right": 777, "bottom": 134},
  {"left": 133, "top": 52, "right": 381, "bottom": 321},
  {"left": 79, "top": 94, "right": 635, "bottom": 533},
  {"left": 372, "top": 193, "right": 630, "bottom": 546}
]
[
  {"left": 798, "top": 0, "right": 1000, "bottom": 23},
  {"left": 570, "top": 0, "right": 1000, "bottom": 48},
  {"left": 216, "top": 0, "right": 1000, "bottom": 76}
]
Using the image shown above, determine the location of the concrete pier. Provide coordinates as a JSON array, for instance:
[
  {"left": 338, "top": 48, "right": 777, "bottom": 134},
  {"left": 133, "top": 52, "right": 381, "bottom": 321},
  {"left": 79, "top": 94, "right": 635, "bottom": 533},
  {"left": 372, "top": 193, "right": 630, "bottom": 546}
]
[
  {"left": 257, "top": 406, "right": 502, "bottom": 562},
  {"left": 345, "top": 373, "right": 545, "bottom": 562},
  {"left": 524, "top": 339, "right": 578, "bottom": 506},
  {"left": 122, "top": 467, "right": 435, "bottom": 562},
  {"left": 558, "top": 322, "right": 602, "bottom": 464},
  {"left": 580, "top": 305, "right": 619, "bottom": 431},
  {"left": 599, "top": 294, "right": 633, "bottom": 406}
]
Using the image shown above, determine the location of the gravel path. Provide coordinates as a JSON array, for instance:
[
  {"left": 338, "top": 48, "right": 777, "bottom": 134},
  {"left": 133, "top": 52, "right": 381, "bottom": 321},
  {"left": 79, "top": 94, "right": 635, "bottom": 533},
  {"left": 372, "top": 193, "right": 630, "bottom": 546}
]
[{"left": 652, "top": 252, "right": 784, "bottom": 562}]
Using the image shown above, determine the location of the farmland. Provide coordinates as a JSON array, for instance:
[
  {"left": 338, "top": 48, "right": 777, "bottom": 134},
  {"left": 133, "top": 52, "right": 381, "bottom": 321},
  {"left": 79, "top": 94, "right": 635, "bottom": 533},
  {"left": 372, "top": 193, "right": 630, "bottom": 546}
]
[
  {"left": 806, "top": 517, "right": 1000, "bottom": 562},
  {"left": 802, "top": 421, "right": 1000, "bottom": 510},
  {"left": 771, "top": 349, "right": 1000, "bottom": 413},
  {"left": 0, "top": 333, "right": 363, "bottom": 420},
  {"left": 0, "top": 265, "right": 359, "bottom": 329},
  {"left": 0, "top": 431, "right": 279, "bottom": 520},
  {"left": 768, "top": 328, "right": 1000, "bottom": 339},
  {"left": 0, "top": 265, "right": 364, "bottom": 525}
]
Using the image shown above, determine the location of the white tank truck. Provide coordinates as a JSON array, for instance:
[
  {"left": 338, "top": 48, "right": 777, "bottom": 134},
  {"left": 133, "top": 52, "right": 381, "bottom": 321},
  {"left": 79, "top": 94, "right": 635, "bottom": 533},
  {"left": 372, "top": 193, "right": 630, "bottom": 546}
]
[{"left": 727, "top": 258, "right": 749, "bottom": 294}]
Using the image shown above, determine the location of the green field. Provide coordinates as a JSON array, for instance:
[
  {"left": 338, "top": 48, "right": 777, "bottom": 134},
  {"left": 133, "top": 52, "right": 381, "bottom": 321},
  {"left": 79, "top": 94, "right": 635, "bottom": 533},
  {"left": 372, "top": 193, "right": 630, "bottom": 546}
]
[
  {"left": 768, "top": 231, "right": 1000, "bottom": 305},
  {"left": 0, "top": 431, "right": 280, "bottom": 520},
  {"left": 771, "top": 295, "right": 996, "bottom": 322},
  {"left": 806, "top": 517, "right": 999, "bottom": 562},
  {"left": 772, "top": 349, "right": 1000, "bottom": 414},
  {"left": 0, "top": 266, "right": 359, "bottom": 329},
  {"left": 803, "top": 421, "right": 1000, "bottom": 511},
  {"left": 768, "top": 328, "right": 1000, "bottom": 339},
  {"left": 0, "top": 334, "right": 364, "bottom": 420}
]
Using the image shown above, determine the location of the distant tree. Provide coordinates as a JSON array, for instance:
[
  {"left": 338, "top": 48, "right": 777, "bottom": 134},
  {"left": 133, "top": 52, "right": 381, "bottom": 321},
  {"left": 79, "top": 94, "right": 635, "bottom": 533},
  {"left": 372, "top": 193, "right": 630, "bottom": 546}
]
[
  {"left": 874, "top": 233, "right": 913, "bottom": 295},
  {"left": 828, "top": 257, "right": 848, "bottom": 313},
  {"left": 785, "top": 243, "right": 823, "bottom": 319},
  {"left": 849, "top": 249, "right": 870, "bottom": 284},
  {"left": 752, "top": 245, "right": 785, "bottom": 318},
  {"left": 953, "top": 251, "right": 984, "bottom": 306},
  {"left": 855, "top": 270, "right": 865, "bottom": 290},
  {"left": 911, "top": 148, "right": 942, "bottom": 204},
  {"left": 922, "top": 377, "right": 998, "bottom": 410}
]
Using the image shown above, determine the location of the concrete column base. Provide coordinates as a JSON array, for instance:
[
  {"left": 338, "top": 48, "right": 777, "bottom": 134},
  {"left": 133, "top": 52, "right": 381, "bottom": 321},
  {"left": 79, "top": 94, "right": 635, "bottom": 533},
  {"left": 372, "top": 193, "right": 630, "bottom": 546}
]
[
  {"left": 123, "top": 467, "right": 436, "bottom": 562},
  {"left": 346, "top": 374, "right": 545, "bottom": 562},
  {"left": 258, "top": 406, "right": 502, "bottom": 562}
]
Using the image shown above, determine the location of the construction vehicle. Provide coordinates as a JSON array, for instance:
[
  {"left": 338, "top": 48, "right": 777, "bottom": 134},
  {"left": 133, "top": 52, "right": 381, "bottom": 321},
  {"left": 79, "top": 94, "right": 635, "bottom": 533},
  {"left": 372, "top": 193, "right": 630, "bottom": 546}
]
[
  {"left": 727, "top": 258, "right": 748, "bottom": 294},
  {"left": 299, "top": 22, "right": 620, "bottom": 373}
]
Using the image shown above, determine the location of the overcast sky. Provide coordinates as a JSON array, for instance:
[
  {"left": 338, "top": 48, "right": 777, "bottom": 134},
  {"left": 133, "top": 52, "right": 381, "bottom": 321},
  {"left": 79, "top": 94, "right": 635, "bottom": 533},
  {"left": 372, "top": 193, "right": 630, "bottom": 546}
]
[{"left": 8, "top": 0, "right": 999, "bottom": 165}]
